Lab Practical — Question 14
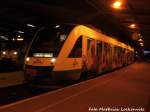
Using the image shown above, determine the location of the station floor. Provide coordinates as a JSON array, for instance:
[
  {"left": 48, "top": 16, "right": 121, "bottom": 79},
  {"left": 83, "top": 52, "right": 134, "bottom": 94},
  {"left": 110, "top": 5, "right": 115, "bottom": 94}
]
[{"left": 1, "top": 62, "right": 150, "bottom": 112}]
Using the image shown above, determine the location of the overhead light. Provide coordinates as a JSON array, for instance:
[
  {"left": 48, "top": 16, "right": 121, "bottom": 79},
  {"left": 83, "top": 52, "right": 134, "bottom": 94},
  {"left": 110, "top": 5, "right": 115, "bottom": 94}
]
[
  {"left": 144, "top": 50, "right": 150, "bottom": 54},
  {"left": 17, "top": 31, "right": 24, "bottom": 34},
  {"left": 112, "top": 1, "right": 122, "bottom": 9},
  {"left": 129, "top": 24, "right": 136, "bottom": 29},
  {"left": 17, "top": 38, "right": 24, "bottom": 41},
  {"left": 13, "top": 51, "right": 18, "bottom": 55},
  {"left": 27, "top": 24, "right": 35, "bottom": 28},
  {"left": 54, "top": 25, "right": 60, "bottom": 28},
  {"left": 0, "top": 36, "right": 8, "bottom": 40},
  {"left": 2, "top": 51, "right": 6, "bottom": 55},
  {"left": 138, "top": 33, "right": 141, "bottom": 37},
  {"left": 140, "top": 42, "right": 144, "bottom": 47},
  {"left": 138, "top": 38, "right": 143, "bottom": 42},
  {"left": 18, "top": 35, "right": 21, "bottom": 38},
  {"left": 12, "top": 38, "right": 15, "bottom": 41},
  {"left": 135, "top": 51, "right": 138, "bottom": 54}
]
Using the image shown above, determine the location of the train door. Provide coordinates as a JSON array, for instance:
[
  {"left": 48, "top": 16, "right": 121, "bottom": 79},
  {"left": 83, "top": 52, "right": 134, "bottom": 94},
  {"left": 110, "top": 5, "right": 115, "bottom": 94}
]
[
  {"left": 103, "top": 43, "right": 113, "bottom": 71},
  {"left": 54, "top": 36, "right": 83, "bottom": 81},
  {"left": 120, "top": 48, "right": 125, "bottom": 66},
  {"left": 109, "top": 44, "right": 113, "bottom": 69},
  {"left": 86, "top": 38, "right": 96, "bottom": 74},
  {"left": 68, "top": 36, "right": 82, "bottom": 71},
  {"left": 103, "top": 43, "right": 108, "bottom": 71},
  {"left": 113, "top": 46, "right": 116, "bottom": 68},
  {"left": 122, "top": 48, "right": 126, "bottom": 66},
  {"left": 114, "top": 46, "right": 119, "bottom": 68},
  {"left": 96, "top": 41, "right": 103, "bottom": 74},
  {"left": 118, "top": 47, "right": 122, "bottom": 67},
  {"left": 112, "top": 44, "right": 116, "bottom": 69}
]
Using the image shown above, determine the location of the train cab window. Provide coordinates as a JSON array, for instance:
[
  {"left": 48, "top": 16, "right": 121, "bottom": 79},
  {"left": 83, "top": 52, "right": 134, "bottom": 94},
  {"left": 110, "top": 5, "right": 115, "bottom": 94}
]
[
  {"left": 69, "top": 36, "right": 82, "bottom": 58},
  {"left": 28, "top": 25, "right": 74, "bottom": 57}
]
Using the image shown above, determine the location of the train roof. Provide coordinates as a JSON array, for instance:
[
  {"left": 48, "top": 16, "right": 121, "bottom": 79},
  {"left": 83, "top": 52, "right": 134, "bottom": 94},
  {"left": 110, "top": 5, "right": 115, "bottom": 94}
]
[
  {"left": 73, "top": 25, "right": 134, "bottom": 52},
  {"left": 40, "top": 24, "right": 134, "bottom": 51}
]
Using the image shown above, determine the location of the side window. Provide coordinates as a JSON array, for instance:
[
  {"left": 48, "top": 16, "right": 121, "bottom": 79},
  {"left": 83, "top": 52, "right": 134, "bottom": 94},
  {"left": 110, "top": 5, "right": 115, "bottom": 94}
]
[{"left": 69, "top": 36, "right": 82, "bottom": 58}]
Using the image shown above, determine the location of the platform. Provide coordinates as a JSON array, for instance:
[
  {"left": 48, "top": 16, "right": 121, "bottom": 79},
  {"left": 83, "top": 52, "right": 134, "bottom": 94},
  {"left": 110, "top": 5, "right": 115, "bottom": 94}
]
[
  {"left": 0, "top": 62, "right": 150, "bottom": 112},
  {"left": 0, "top": 71, "right": 25, "bottom": 88}
]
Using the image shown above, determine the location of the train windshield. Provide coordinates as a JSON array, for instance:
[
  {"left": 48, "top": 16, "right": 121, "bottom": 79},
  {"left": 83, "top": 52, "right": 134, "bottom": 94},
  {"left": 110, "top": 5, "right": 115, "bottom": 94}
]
[{"left": 28, "top": 25, "right": 74, "bottom": 57}]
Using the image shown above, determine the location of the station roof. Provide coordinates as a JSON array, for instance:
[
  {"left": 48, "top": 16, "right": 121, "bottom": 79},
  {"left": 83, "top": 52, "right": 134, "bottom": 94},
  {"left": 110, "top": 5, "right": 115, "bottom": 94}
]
[{"left": 0, "top": 0, "right": 149, "bottom": 51}]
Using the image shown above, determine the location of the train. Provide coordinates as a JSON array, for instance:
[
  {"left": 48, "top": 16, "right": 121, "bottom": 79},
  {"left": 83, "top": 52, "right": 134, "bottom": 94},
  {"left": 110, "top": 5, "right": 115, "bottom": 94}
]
[
  {"left": 0, "top": 50, "right": 18, "bottom": 62},
  {"left": 24, "top": 24, "right": 134, "bottom": 84}
]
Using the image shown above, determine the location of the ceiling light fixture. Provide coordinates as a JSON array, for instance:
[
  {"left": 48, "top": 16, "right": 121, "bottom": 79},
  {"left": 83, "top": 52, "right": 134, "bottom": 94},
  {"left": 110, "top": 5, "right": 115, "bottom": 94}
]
[
  {"left": 140, "top": 42, "right": 144, "bottom": 47},
  {"left": 138, "top": 38, "right": 143, "bottom": 42},
  {"left": 27, "top": 24, "right": 35, "bottom": 28},
  {"left": 17, "top": 31, "right": 24, "bottom": 34},
  {"left": 129, "top": 24, "right": 136, "bottom": 29},
  {"left": 17, "top": 38, "right": 24, "bottom": 41},
  {"left": 112, "top": 1, "right": 122, "bottom": 9},
  {"left": 0, "top": 36, "right": 8, "bottom": 40}
]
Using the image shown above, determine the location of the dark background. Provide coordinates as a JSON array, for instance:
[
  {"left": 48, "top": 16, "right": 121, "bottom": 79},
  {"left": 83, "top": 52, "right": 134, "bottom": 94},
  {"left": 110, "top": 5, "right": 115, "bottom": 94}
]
[{"left": 0, "top": 0, "right": 150, "bottom": 55}]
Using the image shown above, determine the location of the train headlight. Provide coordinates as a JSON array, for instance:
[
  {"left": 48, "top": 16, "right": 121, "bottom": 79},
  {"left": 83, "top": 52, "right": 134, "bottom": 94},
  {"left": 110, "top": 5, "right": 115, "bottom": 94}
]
[
  {"left": 2, "top": 51, "right": 6, "bottom": 55},
  {"left": 13, "top": 51, "right": 18, "bottom": 55},
  {"left": 26, "top": 57, "right": 30, "bottom": 62},
  {"left": 51, "top": 58, "right": 56, "bottom": 63}
]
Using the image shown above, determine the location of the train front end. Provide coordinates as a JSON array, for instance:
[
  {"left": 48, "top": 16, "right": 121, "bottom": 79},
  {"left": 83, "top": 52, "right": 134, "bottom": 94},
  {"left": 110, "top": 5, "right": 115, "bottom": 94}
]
[
  {"left": 24, "top": 25, "right": 73, "bottom": 84},
  {"left": 25, "top": 53, "right": 56, "bottom": 82}
]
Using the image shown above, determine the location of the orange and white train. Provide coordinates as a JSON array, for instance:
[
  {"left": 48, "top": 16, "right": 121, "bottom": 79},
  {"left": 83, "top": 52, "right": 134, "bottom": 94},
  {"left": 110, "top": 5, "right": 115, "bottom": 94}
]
[{"left": 25, "top": 24, "right": 134, "bottom": 83}]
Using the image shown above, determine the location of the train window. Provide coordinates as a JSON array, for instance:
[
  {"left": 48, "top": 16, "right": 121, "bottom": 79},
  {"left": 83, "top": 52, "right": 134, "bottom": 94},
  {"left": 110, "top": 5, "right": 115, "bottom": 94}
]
[
  {"left": 69, "top": 36, "right": 82, "bottom": 58},
  {"left": 28, "top": 25, "right": 74, "bottom": 57}
]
